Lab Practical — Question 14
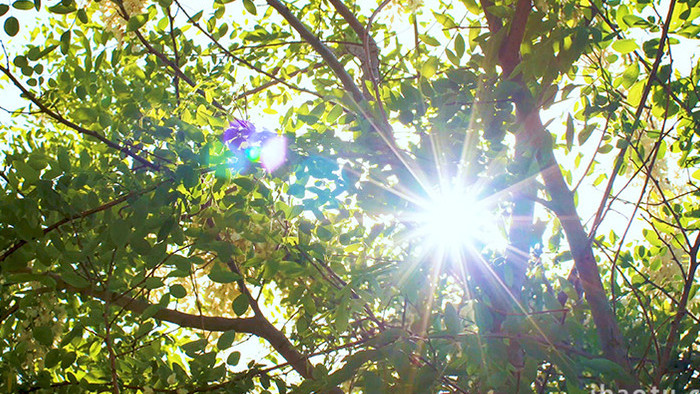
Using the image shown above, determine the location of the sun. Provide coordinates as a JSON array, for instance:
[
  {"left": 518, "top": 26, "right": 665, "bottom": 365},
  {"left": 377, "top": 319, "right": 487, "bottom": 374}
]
[{"left": 410, "top": 185, "right": 505, "bottom": 258}]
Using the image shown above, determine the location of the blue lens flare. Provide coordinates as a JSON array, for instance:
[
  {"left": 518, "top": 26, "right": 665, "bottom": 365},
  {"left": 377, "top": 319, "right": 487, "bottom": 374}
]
[{"left": 222, "top": 120, "right": 286, "bottom": 172}]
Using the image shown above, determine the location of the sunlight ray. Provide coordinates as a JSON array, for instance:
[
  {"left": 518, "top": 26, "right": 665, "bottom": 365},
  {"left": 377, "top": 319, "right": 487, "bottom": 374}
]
[
  {"left": 427, "top": 124, "right": 450, "bottom": 193},
  {"left": 456, "top": 78, "right": 487, "bottom": 185},
  {"left": 341, "top": 160, "right": 426, "bottom": 207},
  {"left": 468, "top": 244, "right": 564, "bottom": 357},
  {"left": 353, "top": 105, "right": 435, "bottom": 197}
]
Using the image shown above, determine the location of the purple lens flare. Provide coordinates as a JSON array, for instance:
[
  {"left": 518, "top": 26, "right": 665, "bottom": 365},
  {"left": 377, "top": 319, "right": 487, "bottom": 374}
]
[{"left": 222, "top": 119, "right": 286, "bottom": 172}]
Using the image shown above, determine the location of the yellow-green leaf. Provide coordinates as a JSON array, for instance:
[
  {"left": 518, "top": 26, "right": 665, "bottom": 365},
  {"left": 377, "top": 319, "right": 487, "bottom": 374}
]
[
  {"left": 612, "top": 39, "right": 638, "bottom": 54},
  {"left": 243, "top": 0, "right": 257, "bottom": 15}
]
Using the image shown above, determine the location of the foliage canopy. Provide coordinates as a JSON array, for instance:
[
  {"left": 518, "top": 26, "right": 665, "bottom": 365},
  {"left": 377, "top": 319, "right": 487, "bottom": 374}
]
[{"left": 2, "top": 0, "right": 700, "bottom": 392}]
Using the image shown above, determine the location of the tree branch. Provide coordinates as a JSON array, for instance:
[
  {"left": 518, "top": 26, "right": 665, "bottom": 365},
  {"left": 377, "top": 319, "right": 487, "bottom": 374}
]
[
  {"left": 479, "top": 0, "right": 638, "bottom": 386},
  {"left": 656, "top": 233, "right": 700, "bottom": 383},
  {"left": 50, "top": 273, "right": 330, "bottom": 385},
  {"left": 265, "top": 0, "right": 365, "bottom": 103},
  {"left": 0, "top": 183, "right": 162, "bottom": 263},
  {"left": 478, "top": 0, "right": 503, "bottom": 34},
  {"left": 0, "top": 64, "right": 159, "bottom": 171},
  {"left": 172, "top": 0, "right": 323, "bottom": 101},
  {"left": 499, "top": 0, "right": 531, "bottom": 76},
  {"left": 588, "top": 0, "right": 677, "bottom": 239},
  {"left": 530, "top": 113, "right": 636, "bottom": 385}
]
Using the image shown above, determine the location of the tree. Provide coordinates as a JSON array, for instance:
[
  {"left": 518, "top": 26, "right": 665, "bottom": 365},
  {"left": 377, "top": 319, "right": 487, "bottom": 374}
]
[{"left": 1, "top": 0, "right": 700, "bottom": 391}]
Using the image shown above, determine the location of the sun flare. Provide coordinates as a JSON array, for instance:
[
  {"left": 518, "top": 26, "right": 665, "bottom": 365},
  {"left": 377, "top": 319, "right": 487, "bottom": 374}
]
[{"left": 411, "top": 186, "right": 505, "bottom": 258}]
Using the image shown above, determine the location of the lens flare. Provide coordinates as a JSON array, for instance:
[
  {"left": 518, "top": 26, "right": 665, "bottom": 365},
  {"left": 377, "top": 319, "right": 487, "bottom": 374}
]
[
  {"left": 245, "top": 146, "right": 262, "bottom": 162},
  {"left": 222, "top": 119, "right": 287, "bottom": 173},
  {"left": 261, "top": 136, "right": 286, "bottom": 172},
  {"left": 411, "top": 186, "right": 505, "bottom": 257}
]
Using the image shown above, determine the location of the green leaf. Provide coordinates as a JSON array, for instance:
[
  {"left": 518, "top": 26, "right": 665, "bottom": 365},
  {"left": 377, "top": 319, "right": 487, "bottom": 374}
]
[
  {"left": 4, "top": 17, "right": 19, "bottom": 36},
  {"left": 565, "top": 114, "right": 574, "bottom": 151},
  {"left": 232, "top": 294, "right": 249, "bottom": 316},
  {"left": 577, "top": 123, "right": 596, "bottom": 145},
  {"left": 47, "top": 2, "right": 75, "bottom": 14},
  {"left": 142, "top": 304, "right": 163, "bottom": 319},
  {"left": 420, "top": 34, "right": 440, "bottom": 47},
  {"left": 316, "top": 226, "right": 333, "bottom": 241},
  {"left": 445, "top": 48, "right": 460, "bottom": 66},
  {"left": 175, "top": 165, "right": 199, "bottom": 189},
  {"left": 217, "top": 330, "right": 237, "bottom": 350},
  {"left": 611, "top": 39, "right": 638, "bottom": 54},
  {"left": 0, "top": 4, "right": 9, "bottom": 16},
  {"left": 226, "top": 351, "right": 241, "bottom": 365},
  {"left": 598, "top": 144, "right": 613, "bottom": 154},
  {"left": 36, "top": 44, "right": 57, "bottom": 59},
  {"left": 620, "top": 62, "right": 639, "bottom": 89},
  {"left": 33, "top": 326, "right": 54, "bottom": 346},
  {"left": 454, "top": 33, "right": 465, "bottom": 58},
  {"left": 580, "top": 358, "right": 634, "bottom": 384},
  {"left": 126, "top": 13, "right": 149, "bottom": 32},
  {"left": 208, "top": 268, "right": 242, "bottom": 284},
  {"left": 444, "top": 303, "right": 460, "bottom": 335},
  {"left": 45, "top": 349, "right": 61, "bottom": 368},
  {"left": 60, "top": 30, "right": 71, "bottom": 55},
  {"left": 334, "top": 305, "right": 350, "bottom": 332},
  {"left": 144, "top": 277, "right": 164, "bottom": 289},
  {"left": 242, "top": 0, "right": 256, "bottom": 15},
  {"left": 77, "top": 8, "right": 87, "bottom": 23},
  {"left": 182, "top": 338, "right": 207, "bottom": 356},
  {"left": 61, "top": 352, "right": 76, "bottom": 368},
  {"left": 61, "top": 271, "right": 90, "bottom": 289},
  {"left": 461, "top": 0, "right": 480, "bottom": 14},
  {"left": 14, "top": 160, "right": 38, "bottom": 182},
  {"left": 421, "top": 57, "right": 438, "bottom": 78},
  {"left": 13, "top": 1, "right": 35, "bottom": 10},
  {"left": 190, "top": 10, "right": 203, "bottom": 22},
  {"left": 110, "top": 219, "right": 131, "bottom": 246},
  {"left": 233, "top": 176, "right": 255, "bottom": 191},
  {"left": 169, "top": 284, "right": 187, "bottom": 298}
]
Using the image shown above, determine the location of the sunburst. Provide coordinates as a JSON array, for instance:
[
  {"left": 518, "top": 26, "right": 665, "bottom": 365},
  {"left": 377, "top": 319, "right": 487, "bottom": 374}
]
[{"left": 409, "top": 184, "right": 507, "bottom": 261}]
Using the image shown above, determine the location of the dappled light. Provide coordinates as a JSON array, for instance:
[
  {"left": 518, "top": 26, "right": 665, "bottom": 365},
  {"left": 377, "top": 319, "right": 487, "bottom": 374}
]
[{"left": 2, "top": 0, "right": 700, "bottom": 392}]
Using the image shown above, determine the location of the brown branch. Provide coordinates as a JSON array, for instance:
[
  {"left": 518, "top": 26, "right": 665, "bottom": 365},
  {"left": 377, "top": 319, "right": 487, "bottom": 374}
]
[
  {"left": 596, "top": 239, "right": 662, "bottom": 367},
  {"left": 0, "top": 299, "right": 20, "bottom": 324},
  {"left": 499, "top": 0, "right": 531, "bottom": 76},
  {"left": 478, "top": 0, "right": 503, "bottom": 34},
  {"left": 233, "top": 64, "right": 321, "bottom": 102},
  {"left": 129, "top": 29, "right": 229, "bottom": 113},
  {"left": 475, "top": 0, "right": 671, "bottom": 386},
  {"left": 0, "top": 183, "right": 161, "bottom": 263},
  {"left": 266, "top": 0, "right": 409, "bottom": 179},
  {"left": 172, "top": 0, "right": 323, "bottom": 101},
  {"left": 656, "top": 233, "right": 700, "bottom": 384},
  {"left": 49, "top": 272, "right": 326, "bottom": 383},
  {"left": 477, "top": 0, "right": 536, "bottom": 384},
  {"left": 534, "top": 124, "right": 636, "bottom": 384},
  {"left": 166, "top": 6, "right": 180, "bottom": 104},
  {"left": 588, "top": 0, "right": 677, "bottom": 239},
  {"left": 265, "top": 0, "right": 365, "bottom": 103},
  {"left": 326, "top": 0, "right": 365, "bottom": 38},
  {"left": 111, "top": 2, "right": 227, "bottom": 113},
  {"left": 327, "top": 0, "right": 381, "bottom": 83},
  {"left": 0, "top": 64, "right": 159, "bottom": 171},
  {"left": 51, "top": 273, "right": 258, "bottom": 332}
]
